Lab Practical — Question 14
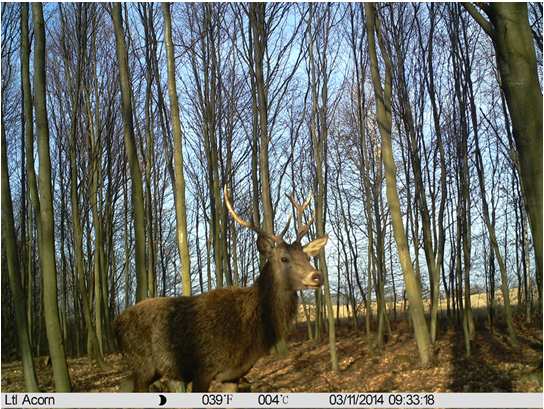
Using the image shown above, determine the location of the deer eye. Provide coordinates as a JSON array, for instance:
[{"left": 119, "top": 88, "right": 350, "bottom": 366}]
[{"left": 281, "top": 257, "right": 289, "bottom": 263}]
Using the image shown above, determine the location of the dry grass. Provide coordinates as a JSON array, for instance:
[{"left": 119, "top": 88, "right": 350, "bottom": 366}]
[{"left": 297, "top": 289, "right": 523, "bottom": 321}]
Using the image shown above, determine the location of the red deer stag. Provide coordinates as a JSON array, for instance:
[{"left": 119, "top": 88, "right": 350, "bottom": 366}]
[{"left": 114, "top": 186, "right": 328, "bottom": 392}]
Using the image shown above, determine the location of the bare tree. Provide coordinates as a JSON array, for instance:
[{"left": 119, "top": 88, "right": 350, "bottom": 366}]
[
  {"left": 1, "top": 7, "right": 39, "bottom": 389},
  {"left": 162, "top": 2, "right": 192, "bottom": 296},
  {"left": 464, "top": 2, "right": 542, "bottom": 306},
  {"left": 32, "top": 2, "right": 72, "bottom": 391},
  {"left": 365, "top": 2, "right": 431, "bottom": 367},
  {"left": 111, "top": 3, "right": 148, "bottom": 301}
]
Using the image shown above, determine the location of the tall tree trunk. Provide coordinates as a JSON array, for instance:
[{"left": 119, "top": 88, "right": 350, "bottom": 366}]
[
  {"left": 26, "top": 205, "right": 34, "bottom": 347},
  {"left": 421, "top": 4, "right": 448, "bottom": 335},
  {"left": 449, "top": 6, "right": 475, "bottom": 352},
  {"left": 32, "top": 2, "right": 72, "bottom": 391},
  {"left": 1, "top": 117, "right": 39, "bottom": 392},
  {"left": 162, "top": 3, "right": 192, "bottom": 296},
  {"left": 306, "top": 3, "right": 338, "bottom": 371},
  {"left": 123, "top": 168, "right": 131, "bottom": 308},
  {"left": 249, "top": 3, "right": 274, "bottom": 236},
  {"left": 57, "top": 142, "right": 68, "bottom": 351},
  {"left": 192, "top": 4, "right": 224, "bottom": 289},
  {"left": 111, "top": 3, "right": 148, "bottom": 302},
  {"left": 247, "top": 3, "right": 289, "bottom": 354},
  {"left": 394, "top": 37, "right": 443, "bottom": 343},
  {"left": 68, "top": 79, "right": 105, "bottom": 365},
  {"left": 347, "top": 3, "right": 374, "bottom": 339},
  {"left": 140, "top": 3, "right": 157, "bottom": 299},
  {"left": 21, "top": 1, "right": 39, "bottom": 357},
  {"left": 69, "top": 138, "right": 105, "bottom": 366},
  {"left": 364, "top": 2, "right": 431, "bottom": 367},
  {"left": 474, "top": 125, "right": 518, "bottom": 345},
  {"left": 521, "top": 201, "right": 531, "bottom": 322},
  {"left": 464, "top": 3, "right": 542, "bottom": 306}
]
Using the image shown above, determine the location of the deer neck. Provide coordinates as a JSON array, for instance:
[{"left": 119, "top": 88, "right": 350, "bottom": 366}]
[{"left": 253, "top": 261, "right": 298, "bottom": 349}]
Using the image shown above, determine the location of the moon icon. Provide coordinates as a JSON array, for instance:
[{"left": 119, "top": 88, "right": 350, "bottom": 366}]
[{"left": 158, "top": 394, "right": 167, "bottom": 406}]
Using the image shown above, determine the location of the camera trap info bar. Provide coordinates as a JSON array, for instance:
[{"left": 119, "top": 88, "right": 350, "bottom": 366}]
[{"left": 1, "top": 392, "right": 542, "bottom": 408}]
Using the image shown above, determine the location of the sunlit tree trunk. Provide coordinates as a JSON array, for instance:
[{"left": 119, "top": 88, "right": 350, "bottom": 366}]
[
  {"left": 189, "top": 4, "right": 224, "bottom": 289},
  {"left": 63, "top": 14, "right": 105, "bottom": 362},
  {"left": 249, "top": 3, "right": 274, "bottom": 236},
  {"left": 419, "top": 4, "right": 448, "bottom": 334},
  {"left": 364, "top": 2, "right": 431, "bottom": 367},
  {"left": 138, "top": 3, "right": 157, "bottom": 299},
  {"left": 32, "top": 2, "right": 72, "bottom": 391},
  {"left": 464, "top": 2, "right": 542, "bottom": 307},
  {"left": 347, "top": 3, "right": 376, "bottom": 339},
  {"left": 449, "top": 6, "right": 475, "bottom": 353},
  {"left": 21, "top": 1, "right": 40, "bottom": 355},
  {"left": 111, "top": 2, "right": 147, "bottom": 302},
  {"left": 474, "top": 123, "right": 518, "bottom": 345},
  {"left": 392, "top": 10, "right": 443, "bottom": 343},
  {"left": 123, "top": 168, "right": 131, "bottom": 308},
  {"left": 162, "top": 2, "right": 192, "bottom": 296},
  {"left": 305, "top": 3, "right": 339, "bottom": 371}
]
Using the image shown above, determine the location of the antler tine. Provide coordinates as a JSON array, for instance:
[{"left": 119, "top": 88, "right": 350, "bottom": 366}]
[
  {"left": 286, "top": 191, "right": 315, "bottom": 242},
  {"left": 287, "top": 192, "right": 297, "bottom": 211},
  {"left": 278, "top": 214, "right": 292, "bottom": 239},
  {"left": 305, "top": 210, "right": 315, "bottom": 229},
  {"left": 223, "top": 185, "right": 261, "bottom": 234},
  {"left": 286, "top": 192, "right": 302, "bottom": 226},
  {"left": 301, "top": 191, "right": 313, "bottom": 211}
]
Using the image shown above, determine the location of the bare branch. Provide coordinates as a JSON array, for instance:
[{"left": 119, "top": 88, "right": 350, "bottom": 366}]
[{"left": 462, "top": 2, "right": 494, "bottom": 38}]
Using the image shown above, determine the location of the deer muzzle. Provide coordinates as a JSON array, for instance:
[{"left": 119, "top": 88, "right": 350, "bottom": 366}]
[{"left": 302, "top": 270, "right": 322, "bottom": 288}]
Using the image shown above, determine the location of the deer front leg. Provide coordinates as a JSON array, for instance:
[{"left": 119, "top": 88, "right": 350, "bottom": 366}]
[
  {"left": 217, "top": 382, "right": 239, "bottom": 392},
  {"left": 208, "top": 379, "right": 238, "bottom": 392},
  {"left": 167, "top": 379, "right": 186, "bottom": 392},
  {"left": 238, "top": 376, "right": 251, "bottom": 392}
]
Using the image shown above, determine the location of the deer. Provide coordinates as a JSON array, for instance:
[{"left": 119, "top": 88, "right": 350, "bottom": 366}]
[{"left": 114, "top": 186, "right": 328, "bottom": 392}]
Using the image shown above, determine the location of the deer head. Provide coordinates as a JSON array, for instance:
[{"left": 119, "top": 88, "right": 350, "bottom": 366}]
[{"left": 224, "top": 186, "right": 328, "bottom": 290}]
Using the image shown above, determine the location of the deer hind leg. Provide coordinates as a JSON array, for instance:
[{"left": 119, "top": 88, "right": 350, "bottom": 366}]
[{"left": 191, "top": 373, "right": 212, "bottom": 392}]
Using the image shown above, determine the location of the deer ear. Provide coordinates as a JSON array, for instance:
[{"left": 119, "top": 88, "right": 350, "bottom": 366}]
[
  {"left": 303, "top": 235, "right": 328, "bottom": 257},
  {"left": 257, "top": 234, "right": 276, "bottom": 258}
]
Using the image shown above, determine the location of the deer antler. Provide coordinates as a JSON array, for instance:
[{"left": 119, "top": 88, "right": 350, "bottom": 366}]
[
  {"left": 224, "top": 186, "right": 260, "bottom": 233},
  {"left": 224, "top": 185, "right": 291, "bottom": 241},
  {"left": 278, "top": 215, "right": 292, "bottom": 239},
  {"left": 287, "top": 191, "right": 315, "bottom": 242}
]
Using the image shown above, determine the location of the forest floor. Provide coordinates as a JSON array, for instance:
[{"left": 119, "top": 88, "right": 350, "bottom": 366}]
[{"left": 2, "top": 314, "right": 542, "bottom": 393}]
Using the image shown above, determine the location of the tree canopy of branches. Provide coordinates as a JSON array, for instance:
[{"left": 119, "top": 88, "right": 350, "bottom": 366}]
[{"left": 1, "top": 2, "right": 541, "bottom": 387}]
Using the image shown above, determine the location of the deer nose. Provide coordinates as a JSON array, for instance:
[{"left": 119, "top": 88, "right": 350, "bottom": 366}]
[{"left": 311, "top": 272, "right": 322, "bottom": 286}]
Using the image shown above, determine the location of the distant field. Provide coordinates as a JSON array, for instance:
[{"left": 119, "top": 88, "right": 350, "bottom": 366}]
[{"left": 296, "top": 288, "right": 525, "bottom": 321}]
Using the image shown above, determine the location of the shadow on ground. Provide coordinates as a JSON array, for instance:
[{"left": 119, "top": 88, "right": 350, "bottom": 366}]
[{"left": 448, "top": 311, "right": 542, "bottom": 392}]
